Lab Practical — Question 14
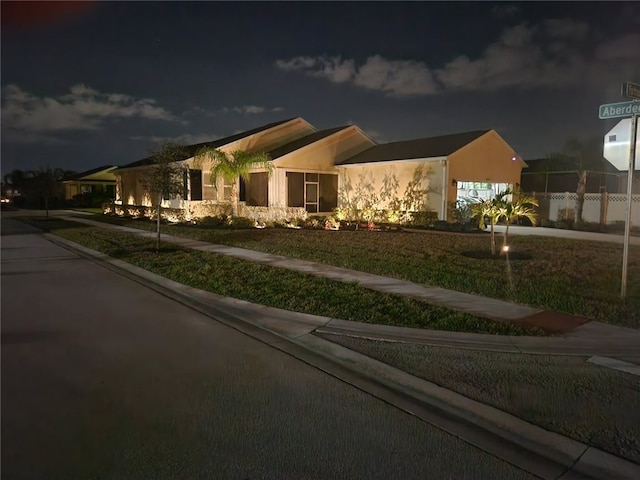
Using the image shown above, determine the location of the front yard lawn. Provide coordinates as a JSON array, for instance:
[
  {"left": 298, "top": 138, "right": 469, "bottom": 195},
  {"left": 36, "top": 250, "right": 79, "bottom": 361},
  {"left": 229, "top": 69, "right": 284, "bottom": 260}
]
[
  {"left": 82, "top": 215, "right": 640, "bottom": 329},
  {"left": 24, "top": 217, "right": 541, "bottom": 336}
]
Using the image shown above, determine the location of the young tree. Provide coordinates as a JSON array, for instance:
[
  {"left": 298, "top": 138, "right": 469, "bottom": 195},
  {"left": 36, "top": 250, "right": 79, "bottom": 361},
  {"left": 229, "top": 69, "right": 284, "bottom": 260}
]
[
  {"left": 472, "top": 196, "right": 503, "bottom": 256},
  {"left": 141, "top": 143, "right": 189, "bottom": 251},
  {"left": 546, "top": 137, "right": 604, "bottom": 222},
  {"left": 194, "top": 148, "right": 272, "bottom": 217},
  {"left": 496, "top": 192, "right": 539, "bottom": 249}
]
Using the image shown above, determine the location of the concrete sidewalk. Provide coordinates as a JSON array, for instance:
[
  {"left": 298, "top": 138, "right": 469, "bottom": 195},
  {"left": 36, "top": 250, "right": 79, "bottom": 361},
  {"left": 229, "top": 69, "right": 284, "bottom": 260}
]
[{"left": 58, "top": 215, "right": 640, "bottom": 350}]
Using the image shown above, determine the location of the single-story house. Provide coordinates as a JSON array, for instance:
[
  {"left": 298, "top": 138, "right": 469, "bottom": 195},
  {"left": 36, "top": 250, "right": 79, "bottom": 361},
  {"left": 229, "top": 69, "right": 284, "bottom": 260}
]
[
  {"left": 113, "top": 117, "right": 526, "bottom": 221},
  {"left": 63, "top": 165, "right": 117, "bottom": 200},
  {"left": 337, "top": 129, "right": 526, "bottom": 219}
]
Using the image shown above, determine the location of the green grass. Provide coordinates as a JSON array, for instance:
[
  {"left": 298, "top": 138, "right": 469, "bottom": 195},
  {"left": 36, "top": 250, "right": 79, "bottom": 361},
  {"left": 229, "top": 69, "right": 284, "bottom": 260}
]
[
  {"left": 22, "top": 216, "right": 542, "bottom": 336},
  {"left": 80, "top": 214, "right": 640, "bottom": 329},
  {"left": 71, "top": 207, "right": 104, "bottom": 214},
  {"left": 319, "top": 334, "right": 640, "bottom": 464}
]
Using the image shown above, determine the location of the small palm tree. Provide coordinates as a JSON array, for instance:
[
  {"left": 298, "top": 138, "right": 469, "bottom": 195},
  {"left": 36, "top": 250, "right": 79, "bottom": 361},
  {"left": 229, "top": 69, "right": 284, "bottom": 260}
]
[
  {"left": 472, "top": 197, "right": 502, "bottom": 256},
  {"left": 195, "top": 148, "right": 272, "bottom": 217},
  {"left": 497, "top": 193, "right": 539, "bottom": 249}
]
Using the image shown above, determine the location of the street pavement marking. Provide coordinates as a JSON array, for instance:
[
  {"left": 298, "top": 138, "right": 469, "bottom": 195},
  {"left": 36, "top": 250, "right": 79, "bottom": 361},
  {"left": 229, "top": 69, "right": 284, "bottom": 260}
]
[{"left": 587, "top": 356, "right": 640, "bottom": 377}]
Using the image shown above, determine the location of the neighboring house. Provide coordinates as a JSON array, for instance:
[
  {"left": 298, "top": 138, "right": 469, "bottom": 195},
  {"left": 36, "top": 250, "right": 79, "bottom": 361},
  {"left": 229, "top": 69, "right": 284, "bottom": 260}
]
[
  {"left": 113, "top": 118, "right": 525, "bottom": 221},
  {"left": 62, "top": 165, "right": 118, "bottom": 200},
  {"left": 337, "top": 129, "right": 526, "bottom": 220}
]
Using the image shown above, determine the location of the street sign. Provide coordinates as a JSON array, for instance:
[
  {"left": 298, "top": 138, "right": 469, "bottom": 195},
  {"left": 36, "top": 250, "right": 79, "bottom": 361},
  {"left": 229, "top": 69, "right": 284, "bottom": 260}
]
[
  {"left": 622, "top": 81, "right": 640, "bottom": 100},
  {"left": 603, "top": 118, "right": 640, "bottom": 171},
  {"left": 599, "top": 100, "right": 640, "bottom": 119}
]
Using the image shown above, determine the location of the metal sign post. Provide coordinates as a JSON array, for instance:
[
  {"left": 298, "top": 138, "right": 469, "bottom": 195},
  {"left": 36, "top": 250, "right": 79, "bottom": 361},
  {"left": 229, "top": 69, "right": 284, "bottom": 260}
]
[
  {"left": 601, "top": 81, "right": 639, "bottom": 299},
  {"left": 621, "top": 113, "right": 638, "bottom": 298}
]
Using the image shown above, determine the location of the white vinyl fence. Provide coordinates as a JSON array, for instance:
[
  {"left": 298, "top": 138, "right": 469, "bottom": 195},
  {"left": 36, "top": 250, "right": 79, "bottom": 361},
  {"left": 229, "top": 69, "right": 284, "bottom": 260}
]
[{"left": 533, "top": 192, "right": 640, "bottom": 225}]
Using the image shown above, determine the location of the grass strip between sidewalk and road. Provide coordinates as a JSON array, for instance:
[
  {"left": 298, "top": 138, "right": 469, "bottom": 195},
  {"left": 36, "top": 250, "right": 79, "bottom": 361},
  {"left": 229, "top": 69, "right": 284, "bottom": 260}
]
[
  {"left": 22, "top": 217, "right": 543, "bottom": 336},
  {"left": 316, "top": 333, "right": 640, "bottom": 465},
  {"left": 81, "top": 214, "right": 640, "bottom": 329}
]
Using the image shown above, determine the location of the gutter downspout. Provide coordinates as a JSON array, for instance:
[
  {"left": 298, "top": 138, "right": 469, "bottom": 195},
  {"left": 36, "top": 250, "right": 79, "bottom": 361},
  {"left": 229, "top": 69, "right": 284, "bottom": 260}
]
[{"left": 441, "top": 158, "right": 448, "bottom": 221}]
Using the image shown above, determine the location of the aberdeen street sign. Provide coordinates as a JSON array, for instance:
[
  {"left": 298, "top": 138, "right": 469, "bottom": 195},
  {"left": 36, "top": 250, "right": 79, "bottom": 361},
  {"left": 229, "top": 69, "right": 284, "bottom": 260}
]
[{"left": 598, "top": 100, "right": 640, "bottom": 119}]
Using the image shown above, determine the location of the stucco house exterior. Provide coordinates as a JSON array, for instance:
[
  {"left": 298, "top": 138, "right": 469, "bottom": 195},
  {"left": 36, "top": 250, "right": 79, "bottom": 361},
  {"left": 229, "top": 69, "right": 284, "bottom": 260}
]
[
  {"left": 63, "top": 165, "right": 117, "bottom": 200},
  {"left": 337, "top": 129, "right": 526, "bottom": 220},
  {"left": 113, "top": 117, "right": 526, "bottom": 222}
]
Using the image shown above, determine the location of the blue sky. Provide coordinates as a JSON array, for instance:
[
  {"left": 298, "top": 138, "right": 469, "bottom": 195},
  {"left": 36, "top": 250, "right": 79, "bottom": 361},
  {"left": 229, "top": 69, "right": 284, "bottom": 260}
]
[{"left": 2, "top": 1, "right": 639, "bottom": 174}]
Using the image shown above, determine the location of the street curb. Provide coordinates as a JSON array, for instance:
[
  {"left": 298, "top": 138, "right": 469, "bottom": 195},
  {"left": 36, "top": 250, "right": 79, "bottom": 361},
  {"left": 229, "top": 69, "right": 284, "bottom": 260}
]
[{"left": 41, "top": 232, "right": 640, "bottom": 480}]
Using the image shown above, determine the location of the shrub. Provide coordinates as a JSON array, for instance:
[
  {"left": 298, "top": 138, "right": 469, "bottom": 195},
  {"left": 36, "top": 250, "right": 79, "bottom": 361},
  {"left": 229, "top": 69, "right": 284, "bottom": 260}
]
[
  {"left": 540, "top": 219, "right": 555, "bottom": 228},
  {"left": 409, "top": 210, "right": 439, "bottom": 227},
  {"left": 198, "top": 215, "right": 228, "bottom": 227},
  {"left": 229, "top": 216, "right": 255, "bottom": 229},
  {"left": 303, "top": 216, "right": 325, "bottom": 229}
]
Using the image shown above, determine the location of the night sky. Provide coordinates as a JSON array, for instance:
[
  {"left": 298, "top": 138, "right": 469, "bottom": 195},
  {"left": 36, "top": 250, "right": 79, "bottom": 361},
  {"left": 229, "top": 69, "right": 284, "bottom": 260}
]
[{"left": 2, "top": 1, "right": 639, "bottom": 174}]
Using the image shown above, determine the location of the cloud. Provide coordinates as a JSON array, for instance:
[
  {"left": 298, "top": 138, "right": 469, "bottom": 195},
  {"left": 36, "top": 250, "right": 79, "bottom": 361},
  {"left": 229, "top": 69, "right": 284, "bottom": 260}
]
[
  {"left": 219, "top": 105, "right": 284, "bottom": 114},
  {"left": 276, "top": 55, "right": 437, "bottom": 96},
  {"left": 491, "top": 4, "right": 521, "bottom": 20},
  {"left": 1, "top": 84, "right": 180, "bottom": 138},
  {"left": 276, "top": 17, "right": 638, "bottom": 95},
  {"left": 130, "top": 133, "right": 218, "bottom": 146}
]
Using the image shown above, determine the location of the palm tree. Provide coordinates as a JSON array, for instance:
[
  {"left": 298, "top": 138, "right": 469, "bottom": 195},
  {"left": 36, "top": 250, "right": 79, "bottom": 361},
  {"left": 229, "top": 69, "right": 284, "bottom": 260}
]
[
  {"left": 472, "top": 196, "right": 502, "bottom": 256},
  {"left": 496, "top": 192, "right": 539, "bottom": 249},
  {"left": 546, "top": 137, "right": 604, "bottom": 222},
  {"left": 195, "top": 148, "right": 272, "bottom": 217}
]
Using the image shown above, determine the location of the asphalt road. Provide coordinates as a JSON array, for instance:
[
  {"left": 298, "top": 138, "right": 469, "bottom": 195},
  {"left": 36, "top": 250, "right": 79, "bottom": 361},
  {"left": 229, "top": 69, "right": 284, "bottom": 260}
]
[{"left": 1, "top": 218, "right": 534, "bottom": 480}]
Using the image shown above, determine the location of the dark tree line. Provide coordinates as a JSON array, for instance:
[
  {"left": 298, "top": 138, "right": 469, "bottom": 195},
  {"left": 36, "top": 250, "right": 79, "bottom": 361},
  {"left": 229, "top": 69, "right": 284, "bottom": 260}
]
[{"left": 2, "top": 168, "right": 76, "bottom": 214}]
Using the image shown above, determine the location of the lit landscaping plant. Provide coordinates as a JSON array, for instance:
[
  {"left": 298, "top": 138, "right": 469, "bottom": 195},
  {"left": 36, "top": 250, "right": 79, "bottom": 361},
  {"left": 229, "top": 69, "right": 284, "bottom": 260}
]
[
  {"left": 195, "top": 148, "right": 272, "bottom": 218},
  {"left": 497, "top": 192, "right": 539, "bottom": 250},
  {"left": 472, "top": 196, "right": 503, "bottom": 256}
]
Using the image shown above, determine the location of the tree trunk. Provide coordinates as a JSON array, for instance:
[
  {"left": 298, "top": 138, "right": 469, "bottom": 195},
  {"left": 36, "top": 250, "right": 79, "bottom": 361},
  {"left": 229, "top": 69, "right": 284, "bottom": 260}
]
[
  {"left": 156, "top": 195, "right": 161, "bottom": 252},
  {"left": 231, "top": 181, "right": 239, "bottom": 217},
  {"left": 575, "top": 171, "right": 588, "bottom": 222},
  {"left": 490, "top": 222, "right": 496, "bottom": 256},
  {"left": 45, "top": 196, "right": 49, "bottom": 218}
]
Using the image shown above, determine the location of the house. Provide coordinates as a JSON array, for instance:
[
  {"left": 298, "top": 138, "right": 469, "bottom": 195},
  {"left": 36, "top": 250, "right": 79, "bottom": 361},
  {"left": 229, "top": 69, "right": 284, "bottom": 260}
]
[
  {"left": 336, "top": 129, "right": 526, "bottom": 220},
  {"left": 62, "top": 165, "right": 118, "bottom": 200},
  {"left": 113, "top": 118, "right": 525, "bottom": 222}
]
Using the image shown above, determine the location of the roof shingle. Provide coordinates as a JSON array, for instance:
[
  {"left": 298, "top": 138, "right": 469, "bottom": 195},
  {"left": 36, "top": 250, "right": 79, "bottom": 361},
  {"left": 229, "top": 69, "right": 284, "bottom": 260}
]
[
  {"left": 118, "top": 118, "right": 297, "bottom": 170},
  {"left": 337, "top": 130, "right": 490, "bottom": 165}
]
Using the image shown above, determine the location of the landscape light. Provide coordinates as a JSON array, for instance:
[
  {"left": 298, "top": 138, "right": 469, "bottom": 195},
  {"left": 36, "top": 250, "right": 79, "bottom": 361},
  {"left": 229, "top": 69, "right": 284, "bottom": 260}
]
[{"left": 501, "top": 245, "right": 510, "bottom": 253}]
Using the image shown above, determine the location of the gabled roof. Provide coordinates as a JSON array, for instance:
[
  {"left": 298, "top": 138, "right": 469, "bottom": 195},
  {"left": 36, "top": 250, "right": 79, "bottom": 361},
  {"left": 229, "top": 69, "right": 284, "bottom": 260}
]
[
  {"left": 337, "top": 130, "right": 490, "bottom": 165},
  {"left": 64, "top": 165, "right": 117, "bottom": 181},
  {"left": 118, "top": 118, "right": 297, "bottom": 170},
  {"left": 268, "top": 126, "right": 351, "bottom": 160}
]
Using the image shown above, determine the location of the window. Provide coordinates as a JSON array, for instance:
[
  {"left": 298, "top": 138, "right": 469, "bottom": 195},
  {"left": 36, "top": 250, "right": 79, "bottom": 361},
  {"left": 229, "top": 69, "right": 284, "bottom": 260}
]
[
  {"left": 80, "top": 184, "right": 92, "bottom": 194},
  {"left": 223, "top": 178, "right": 233, "bottom": 201},
  {"left": 189, "top": 169, "right": 203, "bottom": 201},
  {"left": 609, "top": 135, "right": 617, "bottom": 142},
  {"left": 245, "top": 172, "right": 268, "bottom": 206},
  {"left": 287, "top": 172, "right": 338, "bottom": 213}
]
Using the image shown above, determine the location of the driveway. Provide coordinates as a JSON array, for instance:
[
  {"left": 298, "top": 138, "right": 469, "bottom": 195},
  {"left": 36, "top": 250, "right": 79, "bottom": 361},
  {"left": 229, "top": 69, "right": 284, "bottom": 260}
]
[{"left": 493, "top": 224, "right": 640, "bottom": 245}]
